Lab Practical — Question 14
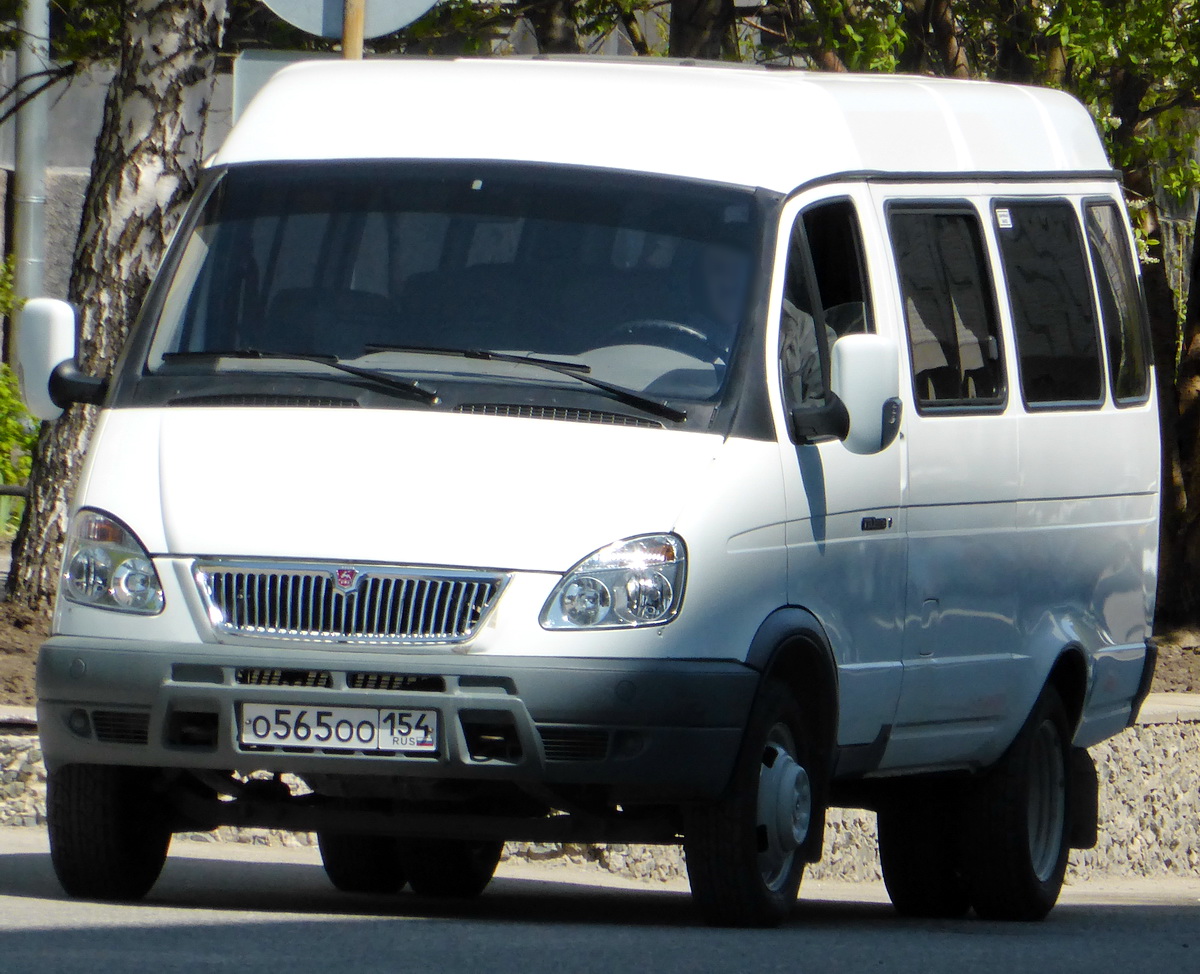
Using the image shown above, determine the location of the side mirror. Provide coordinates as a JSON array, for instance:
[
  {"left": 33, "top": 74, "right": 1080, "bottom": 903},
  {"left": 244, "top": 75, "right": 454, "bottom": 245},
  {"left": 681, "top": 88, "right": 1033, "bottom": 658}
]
[
  {"left": 15, "top": 298, "right": 106, "bottom": 421},
  {"left": 830, "top": 333, "right": 902, "bottom": 455}
]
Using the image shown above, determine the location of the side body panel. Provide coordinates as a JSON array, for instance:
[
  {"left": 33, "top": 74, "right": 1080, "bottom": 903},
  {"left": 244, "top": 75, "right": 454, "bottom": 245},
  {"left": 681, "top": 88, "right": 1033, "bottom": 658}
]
[
  {"left": 767, "top": 187, "right": 907, "bottom": 748},
  {"left": 875, "top": 187, "right": 1023, "bottom": 770}
]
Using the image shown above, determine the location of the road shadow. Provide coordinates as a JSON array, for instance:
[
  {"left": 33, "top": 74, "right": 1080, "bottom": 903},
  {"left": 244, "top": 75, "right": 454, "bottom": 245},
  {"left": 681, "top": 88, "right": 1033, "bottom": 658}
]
[{"left": 3, "top": 843, "right": 1200, "bottom": 950}]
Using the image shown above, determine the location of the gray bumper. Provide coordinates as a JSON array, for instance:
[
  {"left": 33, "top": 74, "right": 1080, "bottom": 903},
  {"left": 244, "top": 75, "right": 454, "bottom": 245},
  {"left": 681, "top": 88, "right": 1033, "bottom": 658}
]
[{"left": 37, "top": 637, "right": 758, "bottom": 801}]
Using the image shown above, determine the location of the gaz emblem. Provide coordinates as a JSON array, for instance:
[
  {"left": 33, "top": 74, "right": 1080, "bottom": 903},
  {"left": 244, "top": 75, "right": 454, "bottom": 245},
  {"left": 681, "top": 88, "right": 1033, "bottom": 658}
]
[{"left": 334, "top": 568, "right": 359, "bottom": 589}]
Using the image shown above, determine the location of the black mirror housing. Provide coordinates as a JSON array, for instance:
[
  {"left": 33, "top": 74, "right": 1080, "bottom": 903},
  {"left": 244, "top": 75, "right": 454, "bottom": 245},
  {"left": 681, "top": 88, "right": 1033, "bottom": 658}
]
[{"left": 49, "top": 361, "right": 109, "bottom": 410}]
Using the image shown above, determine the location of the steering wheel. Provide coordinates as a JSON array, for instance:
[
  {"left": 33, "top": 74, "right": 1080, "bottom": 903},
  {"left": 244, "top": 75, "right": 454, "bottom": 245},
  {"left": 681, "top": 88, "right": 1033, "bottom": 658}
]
[{"left": 605, "top": 319, "right": 726, "bottom": 364}]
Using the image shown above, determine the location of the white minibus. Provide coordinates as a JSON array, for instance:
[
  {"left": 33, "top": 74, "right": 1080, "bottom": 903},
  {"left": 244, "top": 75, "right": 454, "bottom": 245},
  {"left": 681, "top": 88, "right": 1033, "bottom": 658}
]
[{"left": 17, "top": 58, "right": 1159, "bottom": 927}]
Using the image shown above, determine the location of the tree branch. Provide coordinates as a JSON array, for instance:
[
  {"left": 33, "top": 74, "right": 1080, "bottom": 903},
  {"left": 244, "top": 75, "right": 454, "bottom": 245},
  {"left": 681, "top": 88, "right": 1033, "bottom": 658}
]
[
  {"left": 621, "top": 9, "right": 652, "bottom": 55},
  {"left": 0, "top": 64, "right": 77, "bottom": 129},
  {"left": 1141, "top": 89, "right": 1200, "bottom": 121}
]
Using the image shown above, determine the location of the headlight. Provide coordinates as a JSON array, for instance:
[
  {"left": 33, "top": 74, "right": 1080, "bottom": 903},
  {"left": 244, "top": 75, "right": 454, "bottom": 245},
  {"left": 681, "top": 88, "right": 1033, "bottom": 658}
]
[
  {"left": 541, "top": 534, "right": 686, "bottom": 630},
  {"left": 61, "top": 510, "right": 164, "bottom": 614}
]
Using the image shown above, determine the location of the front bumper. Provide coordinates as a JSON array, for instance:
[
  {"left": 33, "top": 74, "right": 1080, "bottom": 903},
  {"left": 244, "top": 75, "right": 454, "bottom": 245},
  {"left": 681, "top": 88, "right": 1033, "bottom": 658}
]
[{"left": 37, "top": 637, "right": 758, "bottom": 802}]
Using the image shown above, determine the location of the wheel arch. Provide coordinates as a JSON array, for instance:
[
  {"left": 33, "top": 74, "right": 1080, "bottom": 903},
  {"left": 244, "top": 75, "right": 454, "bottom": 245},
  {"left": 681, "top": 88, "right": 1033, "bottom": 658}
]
[
  {"left": 1045, "top": 645, "right": 1089, "bottom": 735},
  {"left": 744, "top": 606, "right": 839, "bottom": 861}
]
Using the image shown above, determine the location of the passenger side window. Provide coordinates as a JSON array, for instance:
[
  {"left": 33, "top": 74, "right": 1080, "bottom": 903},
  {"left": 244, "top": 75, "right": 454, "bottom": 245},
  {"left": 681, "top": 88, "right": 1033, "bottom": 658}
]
[
  {"left": 780, "top": 199, "right": 873, "bottom": 410},
  {"left": 1085, "top": 201, "right": 1151, "bottom": 404},
  {"left": 889, "top": 209, "right": 1005, "bottom": 408},
  {"left": 993, "top": 200, "right": 1104, "bottom": 406}
]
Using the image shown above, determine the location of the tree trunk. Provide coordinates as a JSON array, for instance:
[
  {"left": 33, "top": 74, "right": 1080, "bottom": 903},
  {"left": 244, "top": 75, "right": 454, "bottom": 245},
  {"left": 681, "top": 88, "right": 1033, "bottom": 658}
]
[
  {"left": 669, "top": 0, "right": 733, "bottom": 59},
  {"left": 928, "top": 0, "right": 970, "bottom": 78},
  {"left": 527, "top": 0, "right": 581, "bottom": 54},
  {"left": 8, "top": 0, "right": 228, "bottom": 612},
  {"left": 1173, "top": 195, "right": 1200, "bottom": 620},
  {"left": 994, "top": 0, "right": 1035, "bottom": 82}
]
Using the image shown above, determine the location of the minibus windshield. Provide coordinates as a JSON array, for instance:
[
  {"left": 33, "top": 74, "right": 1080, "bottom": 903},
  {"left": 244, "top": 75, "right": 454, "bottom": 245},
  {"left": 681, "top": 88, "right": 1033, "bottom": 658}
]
[{"left": 146, "top": 161, "right": 762, "bottom": 406}]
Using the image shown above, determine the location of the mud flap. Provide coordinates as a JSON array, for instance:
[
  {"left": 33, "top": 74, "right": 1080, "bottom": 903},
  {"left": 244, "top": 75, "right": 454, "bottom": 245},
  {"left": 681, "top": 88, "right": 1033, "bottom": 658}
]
[{"left": 1067, "top": 747, "right": 1098, "bottom": 850}]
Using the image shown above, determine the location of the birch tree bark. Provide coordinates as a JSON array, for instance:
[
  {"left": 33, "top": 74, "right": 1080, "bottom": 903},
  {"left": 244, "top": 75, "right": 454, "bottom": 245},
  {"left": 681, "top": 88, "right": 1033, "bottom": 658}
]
[{"left": 8, "top": 0, "right": 228, "bottom": 611}]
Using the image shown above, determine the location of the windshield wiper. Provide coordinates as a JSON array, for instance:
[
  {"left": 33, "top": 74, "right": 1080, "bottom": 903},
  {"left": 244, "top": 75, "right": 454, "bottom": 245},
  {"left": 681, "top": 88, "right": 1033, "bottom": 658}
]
[
  {"left": 161, "top": 350, "right": 439, "bottom": 405},
  {"left": 366, "top": 343, "right": 591, "bottom": 373},
  {"left": 364, "top": 344, "right": 686, "bottom": 423}
]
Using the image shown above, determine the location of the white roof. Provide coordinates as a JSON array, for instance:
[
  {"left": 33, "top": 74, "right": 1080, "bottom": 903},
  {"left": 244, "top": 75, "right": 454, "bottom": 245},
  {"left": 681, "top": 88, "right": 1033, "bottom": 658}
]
[{"left": 213, "top": 58, "right": 1112, "bottom": 192}]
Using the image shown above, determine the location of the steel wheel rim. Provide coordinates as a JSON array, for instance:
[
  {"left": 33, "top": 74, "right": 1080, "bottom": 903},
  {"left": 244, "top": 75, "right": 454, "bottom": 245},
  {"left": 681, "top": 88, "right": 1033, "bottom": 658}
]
[
  {"left": 1027, "top": 719, "right": 1066, "bottom": 883},
  {"left": 755, "top": 724, "right": 812, "bottom": 892}
]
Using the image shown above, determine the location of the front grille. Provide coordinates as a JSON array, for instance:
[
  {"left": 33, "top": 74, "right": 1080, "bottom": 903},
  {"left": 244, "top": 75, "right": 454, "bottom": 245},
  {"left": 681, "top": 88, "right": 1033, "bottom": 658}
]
[
  {"left": 538, "top": 726, "right": 610, "bottom": 762},
  {"left": 195, "top": 562, "right": 506, "bottom": 645},
  {"left": 347, "top": 672, "right": 446, "bottom": 693},
  {"left": 92, "top": 710, "right": 150, "bottom": 745},
  {"left": 456, "top": 403, "right": 661, "bottom": 429},
  {"left": 236, "top": 668, "right": 333, "bottom": 688}
]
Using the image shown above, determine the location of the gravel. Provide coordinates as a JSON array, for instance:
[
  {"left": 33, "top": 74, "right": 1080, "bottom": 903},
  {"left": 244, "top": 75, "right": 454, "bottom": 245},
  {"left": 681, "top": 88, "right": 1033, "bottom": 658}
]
[{"left": 4, "top": 716, "right": 1197, "bottom": 882}]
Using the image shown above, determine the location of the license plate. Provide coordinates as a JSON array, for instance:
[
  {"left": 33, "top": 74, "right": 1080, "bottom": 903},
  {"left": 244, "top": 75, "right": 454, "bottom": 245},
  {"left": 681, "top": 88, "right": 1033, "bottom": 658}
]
[{"left": 240, "top": 703, "right": 438, "bottom": 752}]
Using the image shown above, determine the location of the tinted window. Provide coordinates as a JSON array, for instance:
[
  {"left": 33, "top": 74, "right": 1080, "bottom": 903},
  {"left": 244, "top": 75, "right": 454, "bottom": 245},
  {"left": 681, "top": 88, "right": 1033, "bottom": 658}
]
[
  {"left": 1085, "top": 201, "right": 1151, "bottom": 403},
  {"left": 889, "top": 209, "right": 1005, "bottom": 408},
  {"left": 994, "top": 201, "right": 1103, "bottom": 406},
  {"left": 802, "top": 200, "right": 873, "bottom": 337},
  {"left": 780, "top": 199, "right": 873, "bottom": 409},
  {"left": 147, "top": 162, "right": 761, "bottom": 403}
]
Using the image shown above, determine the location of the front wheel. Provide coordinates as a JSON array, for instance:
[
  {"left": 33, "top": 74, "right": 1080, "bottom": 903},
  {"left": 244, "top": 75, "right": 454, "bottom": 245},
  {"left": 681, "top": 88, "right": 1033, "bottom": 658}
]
[
  {"left": 317, "top": 832, "right": 406, "bottom": 894},
  {"left": 48, "top": 764, "right": 172, "bottom": 901},
  {"left": 877, "top": 796, "right": 970, "bottom": 918},
  {"left": 399, "top": 839, "right": 503, "bottom": 898},
  {"left": 959, "top": 686, "right": 1071, "bottom": 921},
  {"left": 684, "top": 681, "right": 818, "bottom": 927}
]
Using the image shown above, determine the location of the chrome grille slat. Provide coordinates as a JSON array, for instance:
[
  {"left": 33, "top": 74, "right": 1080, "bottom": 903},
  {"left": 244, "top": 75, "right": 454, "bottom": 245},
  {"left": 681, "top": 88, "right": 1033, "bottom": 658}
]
[{"left": 195, "top": 561, "right": 505, "bottom": 645}]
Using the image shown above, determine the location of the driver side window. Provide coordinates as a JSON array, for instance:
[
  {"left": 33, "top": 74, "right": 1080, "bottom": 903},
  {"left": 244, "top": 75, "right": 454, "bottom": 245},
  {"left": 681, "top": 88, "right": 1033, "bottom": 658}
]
[{"left": 780, "top": 199, "right": 874, "bottom": 410}]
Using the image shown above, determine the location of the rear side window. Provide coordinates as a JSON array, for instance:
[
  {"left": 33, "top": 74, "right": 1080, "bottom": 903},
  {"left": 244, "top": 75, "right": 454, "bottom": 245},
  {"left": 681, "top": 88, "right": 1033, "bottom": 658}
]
[
  {"left": 1085, "top": 201, "right": 1151, "bottom": 403},
  {"left": 994, "top": 201, "right": 1104, "bottom": 407},
  {"left": 889, "top": 209, "right": 1005, "bottom": 409}
]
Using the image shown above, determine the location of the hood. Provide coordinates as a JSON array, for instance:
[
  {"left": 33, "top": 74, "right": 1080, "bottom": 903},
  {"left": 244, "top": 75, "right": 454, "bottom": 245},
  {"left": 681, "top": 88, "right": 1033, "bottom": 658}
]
[{"left": 139, "top": 408, "right": 723, "bottom": 573}]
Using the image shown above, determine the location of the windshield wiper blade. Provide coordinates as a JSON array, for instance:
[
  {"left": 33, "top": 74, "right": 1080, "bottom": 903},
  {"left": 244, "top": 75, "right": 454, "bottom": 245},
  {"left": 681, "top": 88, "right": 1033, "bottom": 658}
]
[
  {"left": 364, "top": 344, "right": 686, "bottom": 423},
  {"left": 161, "top": 349, "right": 439, "bottom": 405},
  {"left": 366, "top": 343, "right": 590, "bottom": 373}
]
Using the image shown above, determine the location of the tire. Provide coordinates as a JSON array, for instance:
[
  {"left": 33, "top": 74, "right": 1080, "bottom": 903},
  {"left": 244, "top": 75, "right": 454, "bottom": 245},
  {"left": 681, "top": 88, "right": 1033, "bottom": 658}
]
[
  {"left": 877, "top": 798, "right": 970, "bottom": 919},
  {"left": 684, "top": 680, "right": 818, "bottom": 928},
  {"left": 399, "top": 838, "right": 503, "bottom": 898},
  {"left": 317, "top": 832, "right": 406, "bottom": 894},
  {"left": 47, "top": 764, "right": 172, "bottom": 901},
  {"left": 959, "top": 686, "right": 1071, "bottom": 921}
]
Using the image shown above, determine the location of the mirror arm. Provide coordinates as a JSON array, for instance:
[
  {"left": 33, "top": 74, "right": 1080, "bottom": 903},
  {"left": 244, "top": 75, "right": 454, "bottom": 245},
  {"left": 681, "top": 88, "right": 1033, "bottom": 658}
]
[
  {"left": 49, "top": 361, "right": 108, "bottom": 409},
  {"left": 790, "top": 395, "right": 850, "bottom": 444}
]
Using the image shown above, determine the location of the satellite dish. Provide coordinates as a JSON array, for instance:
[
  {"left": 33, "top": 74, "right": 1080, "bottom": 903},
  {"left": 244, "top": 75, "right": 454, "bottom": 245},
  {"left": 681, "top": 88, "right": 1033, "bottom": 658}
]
[{"left": 262, "top": 0, "right": 439, "bottom": 39}]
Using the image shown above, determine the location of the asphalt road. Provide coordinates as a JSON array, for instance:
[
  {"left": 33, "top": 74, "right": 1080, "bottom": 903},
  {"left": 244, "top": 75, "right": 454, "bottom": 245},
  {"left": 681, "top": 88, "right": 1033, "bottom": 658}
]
[{"left": 1, "top": 828, "right": 1198, "bottom": 974}]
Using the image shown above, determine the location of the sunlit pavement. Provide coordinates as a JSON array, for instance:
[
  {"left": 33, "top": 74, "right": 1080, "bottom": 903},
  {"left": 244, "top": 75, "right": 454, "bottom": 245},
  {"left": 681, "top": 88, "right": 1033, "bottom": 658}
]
[{"left": 1, "top": 827, "right": 1197, "bottom": 974}]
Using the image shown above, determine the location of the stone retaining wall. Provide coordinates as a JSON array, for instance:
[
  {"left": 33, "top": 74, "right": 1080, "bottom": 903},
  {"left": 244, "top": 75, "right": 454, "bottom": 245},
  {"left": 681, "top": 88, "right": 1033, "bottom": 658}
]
[{"left": 4, "top": 718, "right": 1198, "bottom": 882}]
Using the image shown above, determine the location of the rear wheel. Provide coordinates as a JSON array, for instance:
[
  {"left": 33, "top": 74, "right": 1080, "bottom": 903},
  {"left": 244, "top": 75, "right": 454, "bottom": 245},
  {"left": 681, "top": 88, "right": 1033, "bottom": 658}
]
[
  {"left": 317, "top": 832, "right": 406, "bottom": 894},
  {"left": 48, "top": 764, "right": 171, "bottom": 901},
  {"left": 877, "top": 797, "right": 970, "bottom": 918},
  {"left": 399, "top": 839, "right": 503, "bottom": 898},
  {"left": 959, "top": 686, "right": 1071, "bottom": 921},
  {"left": 684, "top": 680, "right": 818, "bottom": 928}
]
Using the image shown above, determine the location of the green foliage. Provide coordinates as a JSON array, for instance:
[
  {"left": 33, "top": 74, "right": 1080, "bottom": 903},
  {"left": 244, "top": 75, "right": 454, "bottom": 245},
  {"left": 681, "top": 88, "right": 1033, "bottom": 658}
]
[
  {"left": 0, "top": 257, "right": 37, "bottom": 534},
  {"left": 1040, "top": 0, "right": 1200, "bottom": 204},
  {"left": 0, "top": 365, "right": 37, "bottom": 487},
  {"left": 0, "top": 0, "right": 121, "bottom": 62},
  {"left": 0, "top": 254, "right": 14, "bottom": 321}
]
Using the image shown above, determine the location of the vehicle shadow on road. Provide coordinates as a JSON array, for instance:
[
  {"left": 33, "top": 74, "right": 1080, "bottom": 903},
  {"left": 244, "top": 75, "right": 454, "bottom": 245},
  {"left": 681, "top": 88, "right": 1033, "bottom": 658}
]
[{"left": 3, "top": 846, "right": 1200, "bottom": 945}]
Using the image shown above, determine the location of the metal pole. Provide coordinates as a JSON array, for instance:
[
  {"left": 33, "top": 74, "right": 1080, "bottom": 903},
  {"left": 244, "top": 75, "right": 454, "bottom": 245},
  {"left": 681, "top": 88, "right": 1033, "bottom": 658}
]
[
  {"left": 343, "top": 0, "right": 366, "bottom": 59},
  {"left": 12, "top": 0, "right": 51, "bottom": 304}
]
